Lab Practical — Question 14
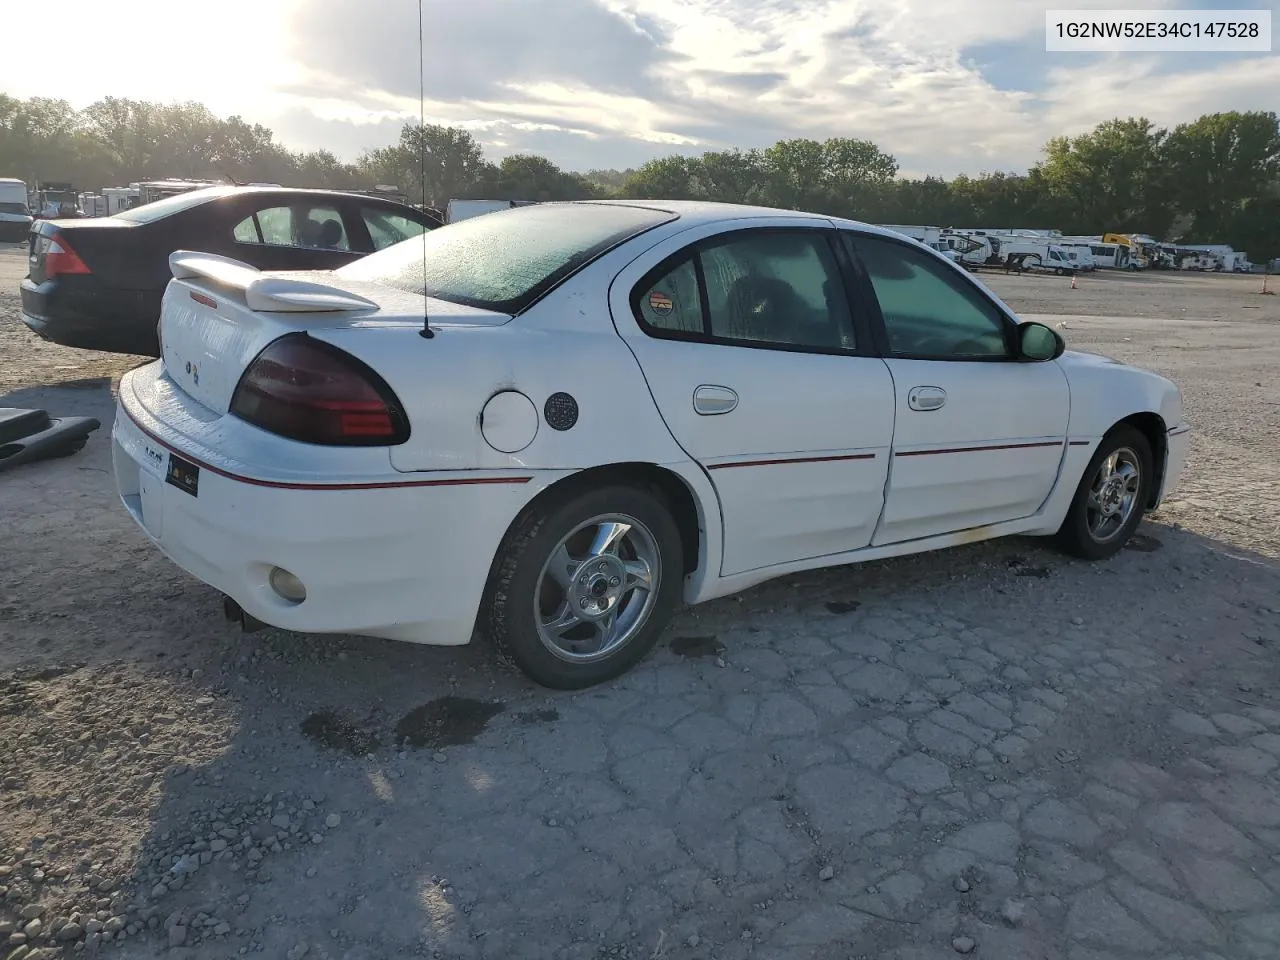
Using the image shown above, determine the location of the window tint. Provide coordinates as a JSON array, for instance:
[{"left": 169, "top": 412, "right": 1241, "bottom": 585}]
[
  {"left": 636, "top": 258, "right": 702, "bottom": 334},
  {"left": 849, "top": 233, "right": 1009, "bottom": 359},
  {"left": 634, "top": 230, "right": 856, "bottom": 351},
  {"left": 233, "top": 216, "right": 260, "bottom": 243},
  {"left": 701, "top": 232, "right": 854, "bottom": 349},
  {"left": 235, "top": 204, "right": 350, "bottom": 251},
  {"left": 338, "top": 202, "right": 673, "bottom": 314},
  {"left": 362, "top": 207, "right": 427, "bottom": 251}
]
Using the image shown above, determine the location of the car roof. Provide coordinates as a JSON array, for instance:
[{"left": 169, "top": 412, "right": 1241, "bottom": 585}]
[{"left": 541, "top": 199, "right": 911, "bottom": 243}]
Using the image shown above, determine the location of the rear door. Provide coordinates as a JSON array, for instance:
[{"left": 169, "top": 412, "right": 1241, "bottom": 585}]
[
  {"left": 610, "top": 218, "right": 895, "bottom": 577},
  {"left": 226, "top": 195, "right": 367, "bottom": 271},
  {"left": 842, "top": 230, "right": 1070, "bottom": 545},
  {"left": 356, "top": 203, "right": 432, "bottom": 252}
]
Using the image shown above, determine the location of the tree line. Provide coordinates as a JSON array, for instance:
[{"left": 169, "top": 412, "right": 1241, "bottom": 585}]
[{"left": 2, "top": 94, "right": 1277, "bottom": 259}]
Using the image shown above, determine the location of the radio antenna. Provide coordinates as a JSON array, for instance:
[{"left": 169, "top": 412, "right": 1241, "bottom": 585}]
[{"left": 417, "top": 0, "right": 434, "bottom": 338}]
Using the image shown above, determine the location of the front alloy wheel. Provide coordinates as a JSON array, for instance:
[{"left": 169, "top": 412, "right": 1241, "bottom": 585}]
[
  {"left": 1055, "top": 425, "right": 1152, "bottom": 560},
  {"left": 1084, "top": 447, "right": 1142, "bottom": 544}
]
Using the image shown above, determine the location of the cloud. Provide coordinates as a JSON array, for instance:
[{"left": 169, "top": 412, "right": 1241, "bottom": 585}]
[{"left": 2, "top": 0, "right": 1274, "bottom": 178}]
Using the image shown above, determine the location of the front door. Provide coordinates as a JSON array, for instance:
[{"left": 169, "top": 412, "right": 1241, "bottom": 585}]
[
  {"left": 610, "top": 220, "right": 895, "bottom": 577},
  {"left": 842, "top": 231, "right": 1070, "bottom": 546}
]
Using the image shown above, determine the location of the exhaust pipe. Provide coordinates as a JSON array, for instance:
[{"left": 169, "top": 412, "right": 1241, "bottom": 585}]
[{"left": 222, "top": 595, "right": 266, "bottom": 633}]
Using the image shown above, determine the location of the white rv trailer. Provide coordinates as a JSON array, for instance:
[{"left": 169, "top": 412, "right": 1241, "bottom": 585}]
[
  {"left": 0, "top": 177, "right": 32, "bottom": 243},
  {"left": 445, "top": 199, "right": 539, "bottom": 223},
  {"left": 939, "top": 229, "right": 1077, "bottom": 273},
  {"left": 877, "top": 224, "right": 942, "bottom": 245},
  {"left": 994, "top": 238, "right": 1078, "bottom": 274},
  {"left": 1182, "top": 244, "right": 1252, "bottom": 272},
  {"left": 101, "top": 187, "right": 141, "bottom": 214}
]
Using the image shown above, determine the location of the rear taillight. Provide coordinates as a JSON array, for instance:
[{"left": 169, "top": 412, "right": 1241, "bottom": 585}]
[
  {"left": 229, "top": 334, "right": 409, "bottom": 446},
  {"left": 43, "top": 232, "right": 91, "bottom": 277}
]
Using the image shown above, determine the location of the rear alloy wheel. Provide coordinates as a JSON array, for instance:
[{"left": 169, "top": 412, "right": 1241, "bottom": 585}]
[
  {"left": 1055, "top": 426, "right": 1152, "bottom": 560},
  {"left": 483, "top": 485, "right": 683, "bottom": 689}
]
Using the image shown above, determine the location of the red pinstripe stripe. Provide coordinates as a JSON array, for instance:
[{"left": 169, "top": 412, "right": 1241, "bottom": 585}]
[
  {"left": 707, "top": 453, "right": 877, "bottom": 470},
  {"left": 895, "top": 440, "right": 1065, "bottom": 458}
]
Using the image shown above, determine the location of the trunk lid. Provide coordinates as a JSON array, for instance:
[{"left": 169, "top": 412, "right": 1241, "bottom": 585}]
[
  {"left": 157, "top": 252, "right": 510, "bottom": 416},
  {"left": 27, "top": 218, "right": 133, "bottom": 283}
]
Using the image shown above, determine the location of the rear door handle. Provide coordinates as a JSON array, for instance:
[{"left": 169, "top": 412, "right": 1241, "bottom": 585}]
[
  {"left": 908, "top": 386, "right": 946, "bottom": 411},
  {"left": 693, "top": 384, "right": 738, "bottom": 415}
]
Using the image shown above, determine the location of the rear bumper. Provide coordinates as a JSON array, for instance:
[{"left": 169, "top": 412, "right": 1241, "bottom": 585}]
[
  {"left": 20, "top": 278, "right": 160, "bottom": 356},
  {"left": 112, "top": 368, "right": 553, "bottom": 646}
]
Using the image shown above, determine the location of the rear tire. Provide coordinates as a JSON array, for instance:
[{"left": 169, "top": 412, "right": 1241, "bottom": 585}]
[
  {"left": 1054, "top": 426, "right": 1153, "bottom": 561},
  {"left": 482, "top": 483, "right": 684, "bottom": 689}
]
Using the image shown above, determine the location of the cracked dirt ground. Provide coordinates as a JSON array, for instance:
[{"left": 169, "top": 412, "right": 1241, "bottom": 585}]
[{"left": 2, "top": 247, "right": 1279, "bottom": 959}]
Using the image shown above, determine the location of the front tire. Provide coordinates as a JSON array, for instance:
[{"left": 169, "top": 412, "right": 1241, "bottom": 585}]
[
  {"left": 1054, "top": 426, "right": 1153, "bottom": 560},
  {"left": 482, "top": 484, "right": 684, "bottom": 689}
]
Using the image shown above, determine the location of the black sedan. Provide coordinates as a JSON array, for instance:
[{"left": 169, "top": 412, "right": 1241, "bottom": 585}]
[{"left": 20, "top": 186, "right": 441, "bottom": 356}]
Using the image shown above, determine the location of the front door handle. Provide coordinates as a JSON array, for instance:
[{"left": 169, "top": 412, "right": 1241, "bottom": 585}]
[
  {"left": 908, "top": 386, "right": 947, "bottom": 411},
  {"left": 693, "top": 384, "right": 738, "bottom": 416}
]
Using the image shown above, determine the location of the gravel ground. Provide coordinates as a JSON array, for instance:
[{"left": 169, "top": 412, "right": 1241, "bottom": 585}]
[{"left": 2, "top": 244, "right": 1279, "bottom": 960}]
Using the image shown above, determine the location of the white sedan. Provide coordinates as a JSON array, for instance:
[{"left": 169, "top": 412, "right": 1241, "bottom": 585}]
[{"left": 111, "top": 201, "right": 1190, "bottom": 689}]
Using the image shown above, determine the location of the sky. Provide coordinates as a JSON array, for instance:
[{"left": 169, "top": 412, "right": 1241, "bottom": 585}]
[{"left": 4, "top": 0, "right": 1277, "bottom": 177}]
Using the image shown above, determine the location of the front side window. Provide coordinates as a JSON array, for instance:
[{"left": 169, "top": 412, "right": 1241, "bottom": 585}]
[
  {"left": 633, "top": 229, "right": 856, "bottom": 351},
  {"left": 847, "top": 233, "right": 1010, "bottom": 359}
]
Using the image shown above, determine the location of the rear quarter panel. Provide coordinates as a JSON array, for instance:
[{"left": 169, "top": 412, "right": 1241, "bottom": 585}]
[{"left": 313, "top": 318, "right": 692, "bottom": 474}]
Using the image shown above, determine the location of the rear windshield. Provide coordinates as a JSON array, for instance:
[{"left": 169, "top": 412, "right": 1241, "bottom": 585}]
[
  {"left": 0, "top": 202, "right": 29, "bottom": 216},
  {"left": 337, "top": 202, "right": 675, "bottom": 314},
  {"left": 113, "top": 187, "right": 234, "bottom": 224}
]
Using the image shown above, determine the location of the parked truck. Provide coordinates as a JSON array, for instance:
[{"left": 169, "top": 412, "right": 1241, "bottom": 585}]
[{"left": 0, "top": 177, "right": 33, "bottom": 243}]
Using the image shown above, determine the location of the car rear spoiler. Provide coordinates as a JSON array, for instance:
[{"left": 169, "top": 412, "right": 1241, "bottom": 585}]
[{"left": 168, "top": 251, "right": 379, "bottom": 313}]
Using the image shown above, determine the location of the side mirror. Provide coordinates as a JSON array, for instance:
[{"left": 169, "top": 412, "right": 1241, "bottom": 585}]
[{"left": 1018, "top": 321, "right": 1065, "bottom": 362}]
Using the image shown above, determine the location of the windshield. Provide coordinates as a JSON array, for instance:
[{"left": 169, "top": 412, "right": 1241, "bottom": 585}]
[
  {"left": 337, "top": 202, "right": 675, "bottom": 313},
  {"left": 113, "top": 187, "right": 234, "bottom": 223}
]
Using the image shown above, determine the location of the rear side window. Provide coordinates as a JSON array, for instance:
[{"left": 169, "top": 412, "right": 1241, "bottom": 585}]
[
  {"left": 635, "top": 259, "right": 701, "bottom": 333},
  {"left": 235, "top": 204, "right": 351, "bottom": 251},
  {"left": 361, "top": 207, "right": 428, "bottom": 251},
  {"left": 337, "top": 202, "right": 674, "bottom": 314},
  {"left": 633, "top": 229, "right": 857, "bottom": 352}
]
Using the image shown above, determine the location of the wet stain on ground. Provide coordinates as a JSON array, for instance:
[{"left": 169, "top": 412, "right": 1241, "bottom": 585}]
[
  {"left": 1125, "top": 534, "right": 1164, "bottom": 552},
  {"left": 1015, "top": 566, "right": 1053, "bottom": 579},
  {"left": 670, "top": 635, "right": 725, "bottom": 658},
  {"left": 825, "top": 601, "right": 861, "bottom": 615},
  {"left": 300, "top": 710, "right": 379, "bottom": 756},
  {"left": 516, "top": 708, "right": 560, "bottom": 725},
  {"left": 395, "top": 696, "right": 506, "bottom": 749}
]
